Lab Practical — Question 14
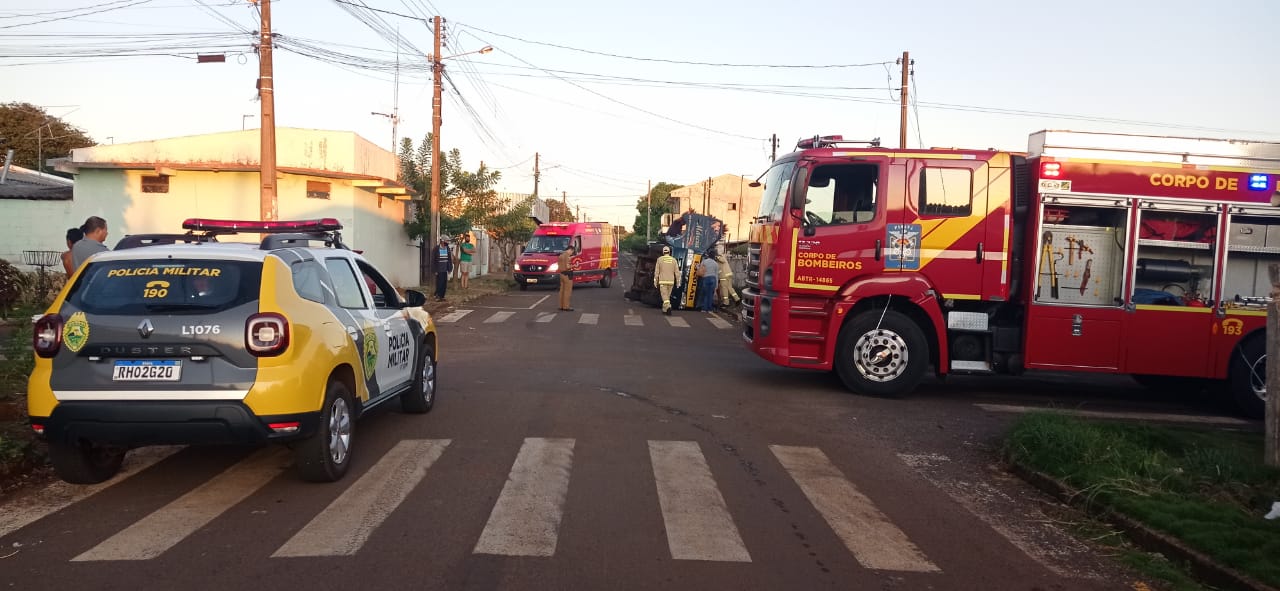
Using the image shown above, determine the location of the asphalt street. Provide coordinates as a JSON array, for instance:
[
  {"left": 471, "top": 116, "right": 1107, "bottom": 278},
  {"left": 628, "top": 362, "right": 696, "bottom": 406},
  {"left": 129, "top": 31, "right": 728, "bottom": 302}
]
[{"left": 0, "top": 257, "right": 1248, "bottom": 590}]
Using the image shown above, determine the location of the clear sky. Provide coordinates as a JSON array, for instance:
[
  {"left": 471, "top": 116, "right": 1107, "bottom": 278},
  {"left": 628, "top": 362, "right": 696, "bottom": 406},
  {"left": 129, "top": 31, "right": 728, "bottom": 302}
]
[{"left": 5, "top": 0, "right": 1279, "bottom": 229}]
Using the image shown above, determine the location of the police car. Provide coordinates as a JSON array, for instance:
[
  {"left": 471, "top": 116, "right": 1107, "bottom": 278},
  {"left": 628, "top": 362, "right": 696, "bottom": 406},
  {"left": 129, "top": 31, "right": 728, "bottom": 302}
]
[{"left": 27, "top": 218, "right": 439, "bottom": 483}]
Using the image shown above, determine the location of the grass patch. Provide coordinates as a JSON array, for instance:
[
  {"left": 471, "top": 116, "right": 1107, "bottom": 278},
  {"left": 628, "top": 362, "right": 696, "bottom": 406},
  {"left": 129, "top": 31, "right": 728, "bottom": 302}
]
[
  {"left": 0, "top": 315, "right": 35, "bottom": 401},
  {"left": 1005, "top": 413, "right": 1280, "bottom": 588}
]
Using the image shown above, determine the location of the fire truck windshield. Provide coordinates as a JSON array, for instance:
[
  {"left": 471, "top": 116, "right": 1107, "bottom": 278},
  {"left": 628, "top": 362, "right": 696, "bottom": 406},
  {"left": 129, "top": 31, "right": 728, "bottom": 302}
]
[
  {"left": 755, "top": 161, "right": 796, "bottom": 221},
  {"left": 525, "top": 235, "right": 572, "bottom": 253}
]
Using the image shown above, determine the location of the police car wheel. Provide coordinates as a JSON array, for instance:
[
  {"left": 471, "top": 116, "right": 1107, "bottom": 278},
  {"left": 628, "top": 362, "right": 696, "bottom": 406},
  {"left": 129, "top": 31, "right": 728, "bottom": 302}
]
[
  {"left": 296, "top": 380, "right": 355, "bottom": 482},
  {"left": 1228, "top": 336, "right": 1266, "bottom": 420},
  {"left": 48, "top": 439, "right": 126, "bottom": 484},
  {"left": 834, "top": 309, "right": 927, "bottom": 398},
  {"left": 402, "top": 344, "right": 436, "bottom": 414}
]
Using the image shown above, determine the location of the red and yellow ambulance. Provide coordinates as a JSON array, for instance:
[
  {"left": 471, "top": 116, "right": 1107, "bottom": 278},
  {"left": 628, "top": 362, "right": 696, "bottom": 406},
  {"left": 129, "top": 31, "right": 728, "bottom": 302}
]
[{"left": 513, "top": 221, "right": 617, "bottom": 290}]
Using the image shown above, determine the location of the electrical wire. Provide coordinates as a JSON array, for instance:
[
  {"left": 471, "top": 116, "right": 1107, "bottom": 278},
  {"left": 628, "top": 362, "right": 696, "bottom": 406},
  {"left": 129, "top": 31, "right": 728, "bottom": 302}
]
[
  {"left": 455, "top": 22, "right": 892, "bottom": 69},
  {"left": 0, "top": 0, "right": 154, "bottom": 29}
]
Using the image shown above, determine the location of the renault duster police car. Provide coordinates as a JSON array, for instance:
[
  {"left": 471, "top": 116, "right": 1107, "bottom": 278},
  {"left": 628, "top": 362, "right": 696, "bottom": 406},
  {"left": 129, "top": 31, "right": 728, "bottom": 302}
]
[{"left": 27, "top": 218, "right": 439, "bottom": 483}]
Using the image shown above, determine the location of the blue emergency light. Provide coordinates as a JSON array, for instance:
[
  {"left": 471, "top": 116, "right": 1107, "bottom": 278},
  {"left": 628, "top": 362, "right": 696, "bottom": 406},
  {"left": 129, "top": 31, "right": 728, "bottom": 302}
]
[{"left": 1249, "top": 174, "right": 1271, "bottom": 191}]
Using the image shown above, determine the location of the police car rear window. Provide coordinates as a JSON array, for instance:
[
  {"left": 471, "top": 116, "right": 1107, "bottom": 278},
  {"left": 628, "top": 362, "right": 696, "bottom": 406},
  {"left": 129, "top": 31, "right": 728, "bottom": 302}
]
[{"left": 68, "top": 259, "right": 262, "bottom": 315}]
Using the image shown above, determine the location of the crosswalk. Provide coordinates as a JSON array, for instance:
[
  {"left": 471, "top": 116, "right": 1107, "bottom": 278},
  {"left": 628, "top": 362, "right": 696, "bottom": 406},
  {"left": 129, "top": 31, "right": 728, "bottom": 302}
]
[
  {"left": 6, "top": 438, "right": 955, "bottom": 571},
  {"left": 436, "top": 309, "right": 735, "bottom": 329}
]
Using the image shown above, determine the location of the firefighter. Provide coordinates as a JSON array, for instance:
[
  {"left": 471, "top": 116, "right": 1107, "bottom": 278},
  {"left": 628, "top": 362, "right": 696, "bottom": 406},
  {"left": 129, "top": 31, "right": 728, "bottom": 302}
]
[
  {"left": 715, "top": 251, "right": 740, "bottom": 307},
  {"left": 558, "top": 244, "right": 576, "bottom": 311},
  {"left": 653, "top": 245, "right": 679, "bottom": 315}
]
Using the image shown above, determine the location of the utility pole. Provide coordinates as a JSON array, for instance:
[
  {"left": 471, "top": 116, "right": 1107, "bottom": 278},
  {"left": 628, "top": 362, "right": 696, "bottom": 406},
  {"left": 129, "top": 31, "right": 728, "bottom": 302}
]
[
  {"left": 562, "top": 190, "right": 567, "bottom": 209},
  {"left": 254, "top": 0, "right": 278, "bottom": 221},
  {"left": 575, "top": 204, "right": 580, "bottom": 222},
  {"left": 533, "top": 152, "right": 540, "bottom": 198},
  {"left": 645, "top": 179, "right": 652, "bottom": 242},
  {"left": 898, "top": 51, "right": 910, "bottom": 149},
  {"left": 1266, "top": 265, "right": 1279, "bottom": 466},
  {"left": 429, "top": 15, "right": 444, "bottom": 268},
  {"left": 770, "top": 133, "right": 778, "bottom": 162},
  {"left": 392, "top": 26, "right": 400, "bottom": 153}
]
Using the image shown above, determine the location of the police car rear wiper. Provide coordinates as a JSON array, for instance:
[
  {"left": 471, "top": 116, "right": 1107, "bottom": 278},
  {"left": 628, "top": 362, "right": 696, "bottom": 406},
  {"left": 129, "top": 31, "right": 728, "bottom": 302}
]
[{"left": 144, "top": 303, "right": 221, "bottom": 311}]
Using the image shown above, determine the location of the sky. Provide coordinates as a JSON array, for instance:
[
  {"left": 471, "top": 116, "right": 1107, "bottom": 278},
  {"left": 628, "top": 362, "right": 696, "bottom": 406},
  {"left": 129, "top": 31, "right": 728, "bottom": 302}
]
[{"left": 4, "top": 0, "right": 1279, "bottom": 230}]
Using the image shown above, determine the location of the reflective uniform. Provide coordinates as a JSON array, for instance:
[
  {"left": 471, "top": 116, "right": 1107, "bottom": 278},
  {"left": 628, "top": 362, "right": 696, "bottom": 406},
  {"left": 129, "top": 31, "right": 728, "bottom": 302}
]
[
  {"left": 558, "top": 248, "right": 575, "bottom": 310},
  {"left": 653, "top": 254, "right": 679, "bottom": 313},
  {"left": 715, "top": 254, "right": 740, "bottom": 306}
]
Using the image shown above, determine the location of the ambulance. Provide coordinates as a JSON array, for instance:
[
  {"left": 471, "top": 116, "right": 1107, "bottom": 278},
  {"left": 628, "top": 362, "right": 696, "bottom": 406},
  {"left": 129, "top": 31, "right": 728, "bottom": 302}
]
[{"left": 513, "top": 221, "right": 617, "bottom": 289}]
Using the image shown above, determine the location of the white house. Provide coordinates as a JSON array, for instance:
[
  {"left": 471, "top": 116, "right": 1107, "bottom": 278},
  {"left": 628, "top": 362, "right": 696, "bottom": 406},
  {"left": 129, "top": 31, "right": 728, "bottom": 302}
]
[{"left": 0, "top": 128, "right": 421, "bottom": 287}]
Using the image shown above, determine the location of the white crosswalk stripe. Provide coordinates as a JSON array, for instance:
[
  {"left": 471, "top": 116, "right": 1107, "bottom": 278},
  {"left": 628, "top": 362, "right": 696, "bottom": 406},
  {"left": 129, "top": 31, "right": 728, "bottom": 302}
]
[
  {"left": 474, "top": 438, "right": 576, "bottom": 557},
  {"left": 666, "top": 316, "right": 690, "bottom": 328},
  {"left": 535, "top": 312, "right": 556, "bottom": 323},
  {"left": 649, "top": 440, "right": 751, "bottom": 562},
  {"left": 436, "top": 310, "right": 473, "bottom": 323},
  {"left": 771, "top": 445, "right": 938, "bottom": 572},
  {"left": 73, "top": 447, "right": 289, "bottom": 562},
  {"left": 624, "top": 315, "right": 644, "bottom": 326},
  {"left": 484, "top": 311, "right": 515, "bottom": 323},
  {"left": 707, "top": 316, "right": 733, "bottom": 329},
  {"left": 578, "top": 313, "right": 599, "bottom": 325},
  {"left": 273, "top": 440, "right": 451, "bottom": 557}
]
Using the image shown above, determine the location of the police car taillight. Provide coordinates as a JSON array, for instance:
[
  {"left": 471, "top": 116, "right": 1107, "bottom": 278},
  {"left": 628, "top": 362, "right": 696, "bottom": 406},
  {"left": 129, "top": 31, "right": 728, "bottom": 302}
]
[
  {"left": 1040, "top": 162, "right": 1063, "bottom": 178},
  {"left": 183, "top": 218, "right": 343, "bottom": 233},
  {"left": 33, "top": 314, "right": 63, "bottom": 358},
  {"left": 246, "top": 313, "right": 289, "bottom": 356}
]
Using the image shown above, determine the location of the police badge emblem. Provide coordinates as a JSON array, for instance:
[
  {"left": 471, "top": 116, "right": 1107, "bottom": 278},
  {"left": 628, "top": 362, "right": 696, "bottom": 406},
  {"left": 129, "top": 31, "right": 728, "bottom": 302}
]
[{"left": 63, "top": 311, "right": 90, "bottom": 353}]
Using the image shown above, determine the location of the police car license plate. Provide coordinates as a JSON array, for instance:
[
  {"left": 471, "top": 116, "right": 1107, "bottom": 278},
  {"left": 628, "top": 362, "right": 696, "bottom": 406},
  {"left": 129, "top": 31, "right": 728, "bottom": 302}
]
[{"left": 112, "top": 360, "right": 182, "bottom": 381}]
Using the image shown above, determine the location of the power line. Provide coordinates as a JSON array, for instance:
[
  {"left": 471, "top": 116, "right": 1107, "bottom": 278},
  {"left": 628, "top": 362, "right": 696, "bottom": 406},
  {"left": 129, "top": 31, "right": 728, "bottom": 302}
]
[
  {"left": 455, "top": 22, "right": 893, "bottom": 69},
  {"left": 0, "top": 0, "right": 155, "bottom": 29}
]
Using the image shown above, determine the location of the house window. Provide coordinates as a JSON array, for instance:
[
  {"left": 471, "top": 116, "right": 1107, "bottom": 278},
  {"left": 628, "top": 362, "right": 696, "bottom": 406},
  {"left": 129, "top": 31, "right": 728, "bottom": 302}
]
[
  {"left": 307, "top": 180, "right": 331, "bottom": 199},
  {"left": 141, "top": 175, "right": 169, "bottom": 194},
  {"left": 727, "top": 203, "right": 737, "bottom": 211}
]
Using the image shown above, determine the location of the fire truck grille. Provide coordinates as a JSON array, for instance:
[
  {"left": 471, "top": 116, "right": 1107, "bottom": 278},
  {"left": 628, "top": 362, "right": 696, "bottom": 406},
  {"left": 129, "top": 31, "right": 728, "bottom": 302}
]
[{"left": 745, "top": 243, "right": 761, "bottom": 289}]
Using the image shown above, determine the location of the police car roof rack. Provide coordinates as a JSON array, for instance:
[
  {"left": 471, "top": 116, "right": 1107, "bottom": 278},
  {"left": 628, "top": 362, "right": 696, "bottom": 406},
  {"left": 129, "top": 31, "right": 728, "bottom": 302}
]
[
  {"left": 795, "top": 135, "right": 882, "bottom": 150},
  {"left": 260, "top": 232, "right": 350, "bottom": 251}
]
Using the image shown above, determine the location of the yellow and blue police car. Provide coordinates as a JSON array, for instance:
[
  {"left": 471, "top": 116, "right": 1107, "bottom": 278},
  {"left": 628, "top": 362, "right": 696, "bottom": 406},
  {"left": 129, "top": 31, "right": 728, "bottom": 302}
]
[{"left": 28, "top": 218, "right": 439, "bottom": 483}]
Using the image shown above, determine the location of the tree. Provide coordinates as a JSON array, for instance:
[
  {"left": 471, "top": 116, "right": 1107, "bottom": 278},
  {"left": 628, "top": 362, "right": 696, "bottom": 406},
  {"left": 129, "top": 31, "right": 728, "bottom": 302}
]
[
  {"left": 486, "top": 197, "right": 538, "bottom": 278},
  {"left": 622, "top": 181, "right": 681, "bottom": 252},
  {"left": 0, "top": 102, "right": 94, "bottom": 173},
  {"left": 545, "top": 199, "right": 574, "bottom": 222},
  {"left": 398, "top": 134, "right": 496, "bottom": 243}
]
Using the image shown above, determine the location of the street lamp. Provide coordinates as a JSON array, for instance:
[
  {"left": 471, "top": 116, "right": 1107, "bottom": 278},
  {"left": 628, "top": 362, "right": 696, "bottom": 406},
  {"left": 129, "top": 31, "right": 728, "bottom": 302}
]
[{"left": 427, "top": 25, "right": 493, "bottom": 260}]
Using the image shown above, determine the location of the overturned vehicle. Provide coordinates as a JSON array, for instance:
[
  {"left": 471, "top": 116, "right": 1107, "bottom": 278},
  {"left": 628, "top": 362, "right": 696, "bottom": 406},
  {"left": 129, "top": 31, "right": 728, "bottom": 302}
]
[{"left": 624, "top": 212, "right": 725, "bottom": 310}]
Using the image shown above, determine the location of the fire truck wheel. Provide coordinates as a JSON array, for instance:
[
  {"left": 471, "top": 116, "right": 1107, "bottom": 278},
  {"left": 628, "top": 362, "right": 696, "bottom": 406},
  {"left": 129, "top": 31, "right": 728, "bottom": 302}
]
[
  {"left": 1228, "top": 336, "right": 1266, "bottom": 420},
  {"left": 834, "top": 309, "right": 928, "bottom": 397}
]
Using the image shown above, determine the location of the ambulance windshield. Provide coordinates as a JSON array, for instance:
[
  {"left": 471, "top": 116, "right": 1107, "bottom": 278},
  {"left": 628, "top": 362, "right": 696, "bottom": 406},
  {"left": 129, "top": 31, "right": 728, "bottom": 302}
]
[
  {"left": 756, "top": 161, "right": 796, "bottom": 220},
  {"left": 525, "top": 235, "right": 572, "bottom": 253}
]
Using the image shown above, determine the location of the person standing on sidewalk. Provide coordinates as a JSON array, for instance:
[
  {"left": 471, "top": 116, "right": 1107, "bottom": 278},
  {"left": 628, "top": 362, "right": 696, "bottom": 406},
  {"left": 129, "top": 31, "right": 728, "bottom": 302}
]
[
  {"left": 557, "top": 244, "right": 576, "bottom": 311},
  {"left": 433, "top": 238, "right": 453, "bottom": 301},
  {"left": 715, "top": 251, "right": 741, "bottom": 307},
  {"left": 71, "top": 216, "right": 109, "bottom": 270},
  {"left": 459, "top": 234, "right": 475, "bottom": 290},
  {"left": 653, "top": 245, "right": 679, "bottom": 315},
  {"left": 696, "top": 250, "right": 720, "bottom": 312},
  {"left": 61, "top": 227, "right": 84, "bottom": 276}
]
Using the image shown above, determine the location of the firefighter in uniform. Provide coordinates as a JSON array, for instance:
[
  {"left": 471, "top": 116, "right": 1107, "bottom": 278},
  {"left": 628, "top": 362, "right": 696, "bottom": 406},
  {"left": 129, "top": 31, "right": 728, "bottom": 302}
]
[
  {"left": 558, "top": 244, "right": 576, "bottom": 311},
  {"left": 715, "top": 251, "right": 740, "bottom": 307},
  {"left": 653, "top": 245, "right": 679, "bottom": 315}
]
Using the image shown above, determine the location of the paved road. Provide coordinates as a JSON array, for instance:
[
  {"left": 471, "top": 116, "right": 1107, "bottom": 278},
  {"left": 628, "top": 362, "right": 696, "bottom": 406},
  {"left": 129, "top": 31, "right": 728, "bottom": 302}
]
[{"left": 2, "top": 259, "right": 1244, "bottom": 590}]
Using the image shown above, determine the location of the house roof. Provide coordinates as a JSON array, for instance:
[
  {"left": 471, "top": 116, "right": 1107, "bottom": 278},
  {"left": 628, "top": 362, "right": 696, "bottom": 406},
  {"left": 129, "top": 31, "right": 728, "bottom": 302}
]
[{"left": 0, "top": 164, "right": 74, "bottom": 200}]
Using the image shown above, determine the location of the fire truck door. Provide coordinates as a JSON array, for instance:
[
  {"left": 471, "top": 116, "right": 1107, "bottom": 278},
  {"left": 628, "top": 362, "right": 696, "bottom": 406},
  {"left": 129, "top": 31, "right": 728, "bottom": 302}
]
[
  {"left": 794, "top": 161, "right": 887, "bottom": 293},
  {"left": 905, "top": 159, "right": 991, "bottom": 300}
]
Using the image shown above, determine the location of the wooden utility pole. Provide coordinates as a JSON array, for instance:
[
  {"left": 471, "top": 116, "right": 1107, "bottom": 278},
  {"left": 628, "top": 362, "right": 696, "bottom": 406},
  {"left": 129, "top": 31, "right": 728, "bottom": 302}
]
[
  {"left": 1267, "top": 265, "right": 1279, "bottom": 466},
  {"left": 770, "top": 133, "right": 778, "bottom": 162},
  {"left": 255, "top": 0, "right": 278, "bottom": 221},
  {"left": 562, "top": 190, "right": 568, "bottom": 209},
  {"left": 429, "top": 15, "right": 444, "bottom": 261},
  {"left": 645, "top": 179, "right": 652, "bottom": 242},
  {"left": 898, "top": 51, "right": 910, "bottom": 150}
]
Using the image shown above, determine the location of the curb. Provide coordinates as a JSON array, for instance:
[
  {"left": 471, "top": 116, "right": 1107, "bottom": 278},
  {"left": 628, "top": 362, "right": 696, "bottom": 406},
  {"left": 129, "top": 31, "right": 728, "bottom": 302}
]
[{"left": 1006, "top": 460, "right": 1278, "bottom": 591}]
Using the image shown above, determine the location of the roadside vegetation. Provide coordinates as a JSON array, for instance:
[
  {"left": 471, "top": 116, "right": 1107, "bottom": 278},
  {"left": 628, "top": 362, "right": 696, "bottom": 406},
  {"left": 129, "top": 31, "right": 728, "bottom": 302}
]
[
  {"left": 0, "top": 263, "right": 59, "bottom": 491},
  {"left": 1005, "top": 413, "right": 1280, "bottom": 589}
]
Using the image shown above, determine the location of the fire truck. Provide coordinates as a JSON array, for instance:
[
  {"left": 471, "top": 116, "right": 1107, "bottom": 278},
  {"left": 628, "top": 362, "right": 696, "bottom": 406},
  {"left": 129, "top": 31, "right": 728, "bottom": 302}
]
[{"left": 741, "top": 130, "right": 1280, "bottom": 418}]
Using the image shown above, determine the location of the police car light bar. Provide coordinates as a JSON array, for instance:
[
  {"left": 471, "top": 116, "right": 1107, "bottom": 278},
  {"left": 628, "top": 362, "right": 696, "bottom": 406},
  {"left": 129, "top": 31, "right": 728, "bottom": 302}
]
[{"left": 182, "top": 218, "right": 344, "bottom": 233}]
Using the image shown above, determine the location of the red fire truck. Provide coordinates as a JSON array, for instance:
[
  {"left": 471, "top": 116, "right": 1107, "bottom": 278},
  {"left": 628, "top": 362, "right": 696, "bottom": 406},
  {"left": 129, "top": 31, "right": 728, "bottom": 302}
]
[{"left": 742, "top": 130, "right": 1280, "bottom": 417}]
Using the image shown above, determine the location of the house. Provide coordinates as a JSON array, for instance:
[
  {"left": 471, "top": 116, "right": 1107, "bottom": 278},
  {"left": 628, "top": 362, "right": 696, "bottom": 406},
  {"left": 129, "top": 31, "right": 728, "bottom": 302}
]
[
  {"left": 0, "top": 128, "right": 420, "bottom": 287},
  {"left": 0, "top": 163, "right": 76, "bottom": 271},
  {"left": 665, "top": 173, "right": 763, "bottom": 243}
]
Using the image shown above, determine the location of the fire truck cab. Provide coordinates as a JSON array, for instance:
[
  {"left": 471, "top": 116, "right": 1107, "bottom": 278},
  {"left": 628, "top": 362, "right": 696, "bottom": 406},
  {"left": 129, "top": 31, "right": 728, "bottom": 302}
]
[{"left": 742, "top": 131, "right": 1280, "bottom": 418}]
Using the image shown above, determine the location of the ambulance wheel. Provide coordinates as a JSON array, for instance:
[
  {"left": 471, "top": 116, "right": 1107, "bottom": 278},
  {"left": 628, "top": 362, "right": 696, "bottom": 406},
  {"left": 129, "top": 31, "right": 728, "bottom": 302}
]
[
  {"left": 48, "top": 439, "right": 125, "bottom": 484},
  {"left": 296, "top": 380, "right": 354, "bottom": 482},
  {"left": 834, "top": 309, "right": 928, "bottom": 397},
  {"left": 600, "top": 269, "right": 613, "bottom": 288},
  {"left": 1228, "top": 335, "right": 1266, "bottom": 420},
  {"left": 402, "top": 344, "right": 436, "bottom": 414}
]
